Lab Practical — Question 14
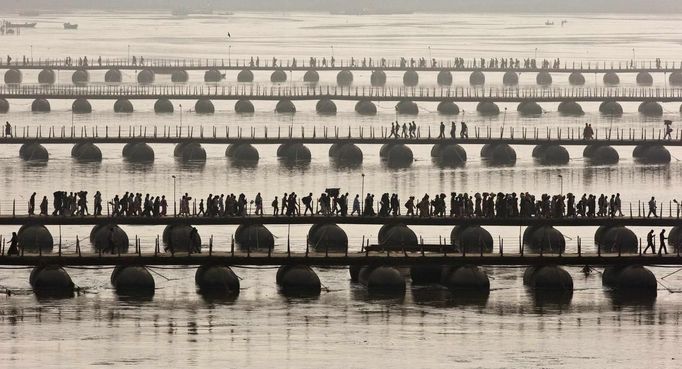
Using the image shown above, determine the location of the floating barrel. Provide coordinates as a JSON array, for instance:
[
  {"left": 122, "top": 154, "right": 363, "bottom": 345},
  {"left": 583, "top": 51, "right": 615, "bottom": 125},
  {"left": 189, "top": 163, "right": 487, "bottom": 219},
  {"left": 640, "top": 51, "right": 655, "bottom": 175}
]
[
  {"left": 360, "top": 266, "right": 406, "bottom": 295},
  {"left": 162, "top": 224, "right": 201, "bottom": 253},
  {"left": 669, "top": 226, "right": 682, "bottom": 252},
  {"left": 584, "top": 145, "right": 619, "bottom": 165},
  {"left": 234, "top": 224, "right": 274, "bottom": 250},
  {"left": 4, "top": 69, "right": 22, "bottom": 84},
  {"left": 276, "top": 265, "right": 321, "bottom": 296},
  {"left": 636, "top": 71, "right": 653, "bottom": 86},
  {"left": 409, "top": 265, "right": 443, "bottom": 285},
  {"left": 90, "top": 224, "right": 129, "bottom": 252},
  {"left": 308, "top": 223, "right": 348, "bottom": 253},
  {"left": 72, "top": 98, "right": 92, "bottom": 114},
  {"left": 502, "top": 71, "right": 518, "bottom": 85},
  {"left": 0, "top": 98, "right": 8, "bottom": 113},
  {"left": 275, "top": 99, "right": 296, "bottom": 113},
  {"left": 481, "top": 143, "right": 516, "bottom": 166},
  {"left": 38, "top": 69, "right": 56, "bottom": 84},
  {"left": 596, "top": 226, "right": 638, "bottom": 253},
  {"left": 104, "top": 69, "right": 122, "bottom": 83},
  {"left": 536, "top": 71, "right": 552, "bottom": 85},
  {"left": 395, "top": 100, "right": 418, "bottom": 115},
  {"left": 568, "top": 71, "right": 585, "bottom": 85},
  {"left": 71, "top": 142, "right": 102, "bottom": 161},
  {"left": 234, "top": 99, "right": 255, "bottom": 113},
  {"left": 669, "top": 71, "right": 682, "bottom": 86},
  {"left": 154, "top": 98, "right": 174, "bottom": 113},
  {"left": 355, "top": 100, "right": 377, "bottom": 115},
  {"left": 111, "top": 266, "right": 155, "bottom": 296},
  {"left": 437, "top": 70, "right": 453, "bottom": 86},
  {"left": 171, "top": 70, "right": 189, "bottom": 83},
  {"left": 226, "top": 143, "right": 259, "bottom": 162},
  {"left": 634, "top": 145, "right": 670, "bottom": 164},
  {"left": 270, "top": 69, "right": 287, "bottom": 83},
  {"left": 18, "top": 224, "right": 54, "bottom": 252},
  {"left": 603, "top": 72, "right": 620, "bottom": 85},
  {"left": 195, "top": 99, "right": 215, "bottom": 114},
  {"left": 523, "top": 226, "right": 565, "bottom": 254},
  {"left": 277, "top": 143, "right": 311, "bottom": 162},
  {"left": 517, "top": 101, "right": 543, "bottom": 116},
  {"left": 237, "top": 69, "right": 254, "bottom": 82},
  {"left": 603, "top": 265, "right": 656, "bottom": 296},
  {"left": 30, "top": 266, "right": 74, "bottom": 298},
  {"left": 476, "top": 100, "right": 500, "bottom": 115},
  {"left": 523, "top": 265, "right": 573, "bottom": 291},
  {"left": 330, "top": 143, "right": 363, "bottom": 166},
  {"left": 175, "top": 142, "right": 206, "bottom": 162},
  {"left": 557, "top": 100, "right": 584, "bottom": 116},
  {"left": 599, "top": 100, "right": 623, "bottom": 115},
  {"left": 638, "top": 101, "right": 663, "bottom": 117},
  {"left": 337, "top": 69, "right": 353, "bottom": 86},
  {"left": 469, "top": 70, "right": 485, "bottom": 85},
  {"left": 403, "top": 70, "right": 419, "bottom": 86},
  {"left": 114, "top": 98, "right": 134, "bottom": 113},
  {"left": 537, "top": 145, "right": 569, "bottom": 165},
  {"left": 385, "top": 144, "right": 414, "bottom": 168},
  {"left": 204, "top": 69, "right": 223, "bottom": 82},
  {"left": 19, "top": 143, "right": 49, "bottom": 161},
  {"left": 31, "top": 98, "right": 51, "bottom": 112},
  {"left": 370, "top": 70, "right": 386, "bottom": 86},
  {"left": 441, "top": 265, "right": 490, "bottom": 292},
  {"left": 316, "top": 98, "right": 337, "bottom": 115},
  {"left": 72, "top": 69, "right": 89, "bottom": 84},
  {"left": 303, "top": 69, "right": 319, "bottom": 83},
  {"left": 450, "top": 225, "right": 493, "bottom": 253},
  {"left": 378, "top": 223, "right": 418, "bottom": 248},
  {"left": 437, "top": 101, "right": 459, "bottom": 115},
  {"left": 436, "top": 143, "right": 467, "bottom": 167},
  {"left": 137, "top": 69, "right": 155, "bottom": 84},
  {"left": 122, "top": 142, "right": 154, "bottom": 162},
  {"left": 195, "top": 265, "right": 240, "bottom": 295}
]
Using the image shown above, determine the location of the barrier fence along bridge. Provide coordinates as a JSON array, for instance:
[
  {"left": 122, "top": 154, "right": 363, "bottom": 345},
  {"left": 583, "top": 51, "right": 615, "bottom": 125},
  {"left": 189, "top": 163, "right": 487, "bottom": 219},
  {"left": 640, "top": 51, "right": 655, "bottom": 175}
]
[
  {"left": 3, "top": 124, "right": 682, "bottom": 146},
  {"left": 3, "top": 85, "right": 682, "bottom": 102},
  {"left": 3, "top": 57, "right": 682, "bottom": 73}
]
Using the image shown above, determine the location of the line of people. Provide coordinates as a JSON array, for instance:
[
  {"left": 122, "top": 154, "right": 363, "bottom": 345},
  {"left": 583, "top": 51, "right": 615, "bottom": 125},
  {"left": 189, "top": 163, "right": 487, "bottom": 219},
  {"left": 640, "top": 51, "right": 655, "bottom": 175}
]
[{"left": 27, "top": 190, "right": 658, "bottom": 219}]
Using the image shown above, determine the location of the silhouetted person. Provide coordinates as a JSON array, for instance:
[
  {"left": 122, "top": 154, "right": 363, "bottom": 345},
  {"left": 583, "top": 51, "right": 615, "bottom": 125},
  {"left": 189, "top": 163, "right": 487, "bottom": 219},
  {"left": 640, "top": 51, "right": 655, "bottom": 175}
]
[
  {"left": 272, "top": 196, "right": 279, "bottom": 215},
  {"left": 450, "top": 122, "right": 456, "bottom": 139},
  {"left": 28, "top": 192, "right": 36, "bottom": 215},
  {"left": 39, "top": 196, "right": 48, "bottom": 215},
  {"left": 648, "top": 197, "right": 657, "bottom": 218},
  {"left": 644, "top": 229, "right": 656, "bottom": 254},
  {"left": 659, "top": 229, "right": 668, "bottom": 255},
  {"left": 5, "top": 121, "right": 11, "bottom": 137},
  {"left": 7, "top": 232, "right": 19, "bottom": 256},
  {"left": 438, "top": 122, "right": 445, "bottom": 138},
  {"left": 460, "top": 121, "right": 468, "bottom": 138}
]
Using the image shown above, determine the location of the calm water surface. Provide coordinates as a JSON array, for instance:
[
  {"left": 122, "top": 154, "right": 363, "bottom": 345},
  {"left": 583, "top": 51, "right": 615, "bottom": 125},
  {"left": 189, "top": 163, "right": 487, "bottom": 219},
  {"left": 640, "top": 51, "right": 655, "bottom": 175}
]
[{"left": 0, "top": 11, "right": 681, "bottom": 368}]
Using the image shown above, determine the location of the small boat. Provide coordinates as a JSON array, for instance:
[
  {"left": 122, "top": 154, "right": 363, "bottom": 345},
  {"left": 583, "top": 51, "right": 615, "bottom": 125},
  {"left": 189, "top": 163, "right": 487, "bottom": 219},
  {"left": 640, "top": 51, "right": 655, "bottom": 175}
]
[
  {"left": 63, "top": 23, "right": 78, "bottom": 30},
  {"left": 544, "top": 20, "right": 554, "bottom": 26},
  {"left": 6, "top": 22, "right": 37, "bottom": 28}
]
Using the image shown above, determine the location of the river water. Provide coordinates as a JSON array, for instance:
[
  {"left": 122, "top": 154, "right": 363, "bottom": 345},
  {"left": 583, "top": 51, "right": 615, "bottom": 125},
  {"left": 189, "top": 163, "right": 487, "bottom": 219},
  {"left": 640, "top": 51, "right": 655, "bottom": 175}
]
[{"left": 0, "top": 10, "right": 682, "bottom": 368}]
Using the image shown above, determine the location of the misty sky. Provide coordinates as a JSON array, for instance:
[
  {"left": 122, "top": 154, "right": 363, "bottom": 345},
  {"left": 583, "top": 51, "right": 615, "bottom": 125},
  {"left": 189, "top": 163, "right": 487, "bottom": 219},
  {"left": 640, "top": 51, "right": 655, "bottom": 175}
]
[{"left": 6, "top": 0, "right": 682, "bottom": 13}]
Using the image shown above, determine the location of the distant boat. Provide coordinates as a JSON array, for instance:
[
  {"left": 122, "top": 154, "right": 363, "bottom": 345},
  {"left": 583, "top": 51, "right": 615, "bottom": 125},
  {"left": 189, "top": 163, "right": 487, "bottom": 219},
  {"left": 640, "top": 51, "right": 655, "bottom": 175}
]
[
  {"left": 6, "top": 22, "right": 37, "bottom": 28},
  {"left": 63, "top": 23, "right": 78, "bottom": 30},
  {"left": 544, "top": 20, "right": 554, "bottom": 26}
]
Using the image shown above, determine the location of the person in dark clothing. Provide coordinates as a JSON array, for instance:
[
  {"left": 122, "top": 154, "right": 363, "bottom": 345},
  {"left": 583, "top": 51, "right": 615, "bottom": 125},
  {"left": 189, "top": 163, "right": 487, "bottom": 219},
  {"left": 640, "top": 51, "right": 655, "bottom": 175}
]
[
  {"left": 39, "top": 196, "right": 48, "bottom": 216},
  {"left": 643, "top": 230, "right": 656, "bottom": 254},
  {"left": 659, "top": 229, "right": 668, "bottom": 255},
  {"left": 302, "top": 193, "right": 314, "bottom": 215},
  {"left": 7, "top": 232, "right": 19, "bottom": 255},
  {"left": 438, "top": 121, "right": 445, "bottom": 138},
  {"left": 460, "top": 121, "right": 468, "bottom": 138},
  {"left": 28, "top": 192, "right": 36, "bottom": 215}
]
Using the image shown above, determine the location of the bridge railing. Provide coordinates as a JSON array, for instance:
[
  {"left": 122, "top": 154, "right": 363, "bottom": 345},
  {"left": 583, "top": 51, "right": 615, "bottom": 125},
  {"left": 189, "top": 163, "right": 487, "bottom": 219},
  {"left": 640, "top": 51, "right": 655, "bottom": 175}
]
[
  {"left": 2, "top": 123, "right": 681, "bottom": 144},
  {"left": 2, "top": 84, "right": 682, "bottom": 100},
  {"left": 2, "top": 56, "right": 682, "bottom": 71}
]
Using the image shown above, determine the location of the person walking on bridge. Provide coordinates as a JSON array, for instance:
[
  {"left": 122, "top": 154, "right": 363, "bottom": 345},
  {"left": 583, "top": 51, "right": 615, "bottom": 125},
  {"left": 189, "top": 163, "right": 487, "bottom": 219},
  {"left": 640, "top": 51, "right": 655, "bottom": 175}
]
[
  {"left": 438, "top": 122, "right": 446, "bottom": 139},
  {"left": 460, "top": 121, "right": 469, "bottom": 138},
  {"left": 647, "top": 197, "right": 658, "bottom": 218},
  {"left": 644, "top": 230, "right": 656, "bottom": 254},
  {"left": 450, "top": 122, "right": 457, "bottom": 139},
  {"left": 659, "top": 229, "right": 668, "bottom": 255},
  {"left": 28, "top": 192, "right": 36, "bottom": 215},
  {"left": 7, "top": 232, "right": 19, "bottom": 256},
  {"left": 5, "top": 121, "right": 11, "bottom": 137}
]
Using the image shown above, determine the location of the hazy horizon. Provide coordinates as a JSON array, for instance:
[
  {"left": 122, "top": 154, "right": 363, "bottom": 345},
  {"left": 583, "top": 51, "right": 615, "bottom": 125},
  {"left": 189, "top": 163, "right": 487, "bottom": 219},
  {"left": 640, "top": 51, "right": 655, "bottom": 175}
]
[{"left": 4, "top": 0, "right": 682, "bottom": 14}]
